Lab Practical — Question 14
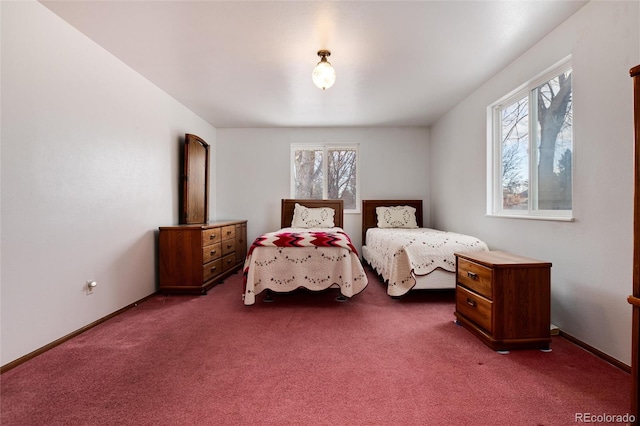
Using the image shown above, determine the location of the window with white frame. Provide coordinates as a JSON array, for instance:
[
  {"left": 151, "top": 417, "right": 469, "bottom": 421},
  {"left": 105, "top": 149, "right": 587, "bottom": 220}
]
[
  {"left": 291, "top": 144, "right": 360, "bottom": 212},
  {"left": 488, "top": 57, "right": 573, "bottom": 220}
]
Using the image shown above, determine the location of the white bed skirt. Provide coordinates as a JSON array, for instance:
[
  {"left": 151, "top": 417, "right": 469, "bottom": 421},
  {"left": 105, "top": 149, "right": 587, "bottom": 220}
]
[{"left": 362, "top": 244, "right": 456, "bottom": 295}]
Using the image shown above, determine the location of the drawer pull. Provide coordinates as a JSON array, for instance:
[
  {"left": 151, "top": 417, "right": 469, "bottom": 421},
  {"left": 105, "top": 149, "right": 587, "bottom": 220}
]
[
  {"left": 227, "top": 244, "right": 233, "bottom": 249},
  {"left": 209, "top": 235, "right": 217, "bottom": 240},
  {"left": 227, "top": 259, "right": 232, "bottom": 264},
  {"left": 210, "top": 250, "right": 217, "bottom": 255},
  {"left": 210, "top": 266, "right": 217, "bottom": 272},
  {"left": 467, "top": 271, "right": 478, "bottom": 280},
  {"left": 227, "top": 231, "right": 232, "bottom": 235},
  {"left": 466, "top": 298, "right": 477, "bottom": 307}
]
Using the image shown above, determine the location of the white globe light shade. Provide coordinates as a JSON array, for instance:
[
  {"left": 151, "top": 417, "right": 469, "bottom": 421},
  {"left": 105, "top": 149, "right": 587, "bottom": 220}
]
[{"left": 312, "top": 60, "right": 336, "bottom": 90}]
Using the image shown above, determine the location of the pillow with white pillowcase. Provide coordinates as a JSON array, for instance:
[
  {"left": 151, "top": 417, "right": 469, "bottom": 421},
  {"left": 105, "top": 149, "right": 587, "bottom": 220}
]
[
  {"left": 376, "top": 205, "right": 419, "bottom": 228},
  {"left": 291, "top": 203, "right": 335, "bottom": 228}
]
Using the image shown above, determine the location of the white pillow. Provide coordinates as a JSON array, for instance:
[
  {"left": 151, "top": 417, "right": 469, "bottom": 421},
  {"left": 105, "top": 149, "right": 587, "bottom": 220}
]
[
  {"left": 291, "top": 203, "right": 335, "bottom": 228},
  {"left": 376, "top": 205, "right": 419, "bottom": 228}
]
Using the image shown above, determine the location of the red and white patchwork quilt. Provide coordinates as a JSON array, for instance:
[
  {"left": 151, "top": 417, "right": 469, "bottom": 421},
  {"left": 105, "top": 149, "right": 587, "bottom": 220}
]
[
  {"left": 242, "top": 228, "right": 368, "bottom": 305},
  {"left": 246, "top": 230, "right": 358, "bottom": 257}
]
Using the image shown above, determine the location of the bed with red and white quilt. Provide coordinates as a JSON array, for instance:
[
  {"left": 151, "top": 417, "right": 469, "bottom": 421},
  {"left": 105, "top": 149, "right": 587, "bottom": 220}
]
[
  {"left": 242, "top": 199, "right": 368, "bottom": 305},
  {"left": 361, "top": 200, "right": 489, "bottom": 297}
]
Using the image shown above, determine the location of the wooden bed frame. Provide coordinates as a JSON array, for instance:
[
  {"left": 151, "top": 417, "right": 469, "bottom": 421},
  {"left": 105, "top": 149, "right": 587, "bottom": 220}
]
[
  {"left": 281, "top": 199, "right": 344, "bottom": 229},
  {"left": 361, "top": 200, "right": 424, "bottom": 245}
]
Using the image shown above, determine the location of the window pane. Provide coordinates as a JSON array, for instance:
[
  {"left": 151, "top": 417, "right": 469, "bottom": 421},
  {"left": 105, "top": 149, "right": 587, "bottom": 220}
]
[
  {"left": 489, "top": 59, "right": 572, "bottom": 219},
  {"left": 291, "top": 144, "right": 359, "bottom": 211},
  {"left": 500, "top": 96, "right": 529, "bottom": 210},
  {"left": 535, "top": 70, "right": 572, "bottom": 210},
  {"left": 327, "top": 148, "right": 357, "bottom": 209},
  {"left": 293, "top": 149, "right": 323, "bottom": 199}
]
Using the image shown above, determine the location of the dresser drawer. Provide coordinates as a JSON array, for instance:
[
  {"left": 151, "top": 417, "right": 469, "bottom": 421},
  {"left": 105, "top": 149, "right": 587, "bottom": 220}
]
[
  {"left": 203, "top": 242, "right": 222, "bottom": 264},
  {"left": 222, "top": 239, "right": 236, "bottom": 256},
  {"left": 203, "top": 259, "right": 222, "bottom": 282},
  {"left": 457, "top": 258, "right": 492, "bottom": 299},
  {"left": 221, "top": 225, "right": 235, "bottom": 241},
  {"left": 221, "top": 253, "right": 236, "bottom": 272},
  {"left": 202, "top": 228, "right": 221, "bottom": 247},
  {"left": 456, "top": 285, "right": 492, "bottom": 334}
]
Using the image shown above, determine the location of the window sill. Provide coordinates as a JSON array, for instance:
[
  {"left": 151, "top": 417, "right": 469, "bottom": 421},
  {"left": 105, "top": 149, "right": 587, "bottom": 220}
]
[{"left": 486, "top": 213, "right": 575, "bottom": 222}]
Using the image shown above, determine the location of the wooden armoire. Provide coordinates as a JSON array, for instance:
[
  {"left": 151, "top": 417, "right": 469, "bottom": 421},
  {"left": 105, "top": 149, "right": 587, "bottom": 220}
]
[{"left": 628, "top": 65, "right": 640, "bottom": 425}]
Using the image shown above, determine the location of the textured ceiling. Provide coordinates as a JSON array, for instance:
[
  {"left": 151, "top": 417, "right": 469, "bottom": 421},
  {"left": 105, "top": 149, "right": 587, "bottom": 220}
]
[{"left": 40, "top": 0, "right": 588, "bottom": 128}]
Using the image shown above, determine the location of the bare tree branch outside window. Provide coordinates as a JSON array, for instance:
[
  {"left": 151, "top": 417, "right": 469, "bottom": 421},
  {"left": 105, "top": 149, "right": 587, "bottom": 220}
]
[
  {"left": 501, "top": 96, "right": 529, "bottom": 209},
  {"left": 294, "top": 149, "right": 323, "bottom": 199},
  {"left": 292, "top": 145, "right": 358, "bottom": 210},
  {"left": 497, "top": 67, "right": 572, "bottom": 214}
]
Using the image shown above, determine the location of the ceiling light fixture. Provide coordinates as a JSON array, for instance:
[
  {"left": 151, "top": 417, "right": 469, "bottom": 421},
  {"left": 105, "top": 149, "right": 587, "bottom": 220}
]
[{"left": 312, "top": 50, "right": 336, "bottom": 90}]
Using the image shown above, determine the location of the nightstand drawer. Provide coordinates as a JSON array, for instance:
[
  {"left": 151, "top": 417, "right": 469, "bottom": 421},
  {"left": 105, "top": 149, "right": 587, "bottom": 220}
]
[
  {"left": 202, "top": 228, "right": 221, "bottom": 246},
  {"left": 456, "top": 285, "right": 492, "bottom": 333},
  {"left": 203, "top": 242, "right": 222, "bottom": 263},
  {"left": 457, "top": 258, "right": 492, "bottom": 299}
]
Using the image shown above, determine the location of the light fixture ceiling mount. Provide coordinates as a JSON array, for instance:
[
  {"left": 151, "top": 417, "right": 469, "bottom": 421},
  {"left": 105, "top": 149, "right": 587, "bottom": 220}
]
[{"left": 312, "top": 49, "right": 336, "bottom": 90}]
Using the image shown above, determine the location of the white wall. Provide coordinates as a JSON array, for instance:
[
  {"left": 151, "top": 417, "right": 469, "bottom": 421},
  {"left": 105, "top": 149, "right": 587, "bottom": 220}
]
[
  {"left": 0, "top": 1, "right": 216, "bottom": 365},
  {"left": 216, "top": 127, "right": 430, "bottom": 249},
  {"left": 430, "top": 0, "right": 639, "bottom": 365}
]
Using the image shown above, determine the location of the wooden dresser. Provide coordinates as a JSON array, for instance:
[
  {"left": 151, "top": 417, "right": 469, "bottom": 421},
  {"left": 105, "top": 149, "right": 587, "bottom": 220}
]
[
  {"left": 159, "top": 220, "right": 247, "bottom": 294},
  {"left": 454, "top": 250, "right": 552, "bottom": 351}
]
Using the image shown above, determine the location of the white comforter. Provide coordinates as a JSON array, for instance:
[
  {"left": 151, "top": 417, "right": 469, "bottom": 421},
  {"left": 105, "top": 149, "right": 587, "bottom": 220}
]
[
  {"left": 363, "top": 228, "right": 488, "bottom": 297},
  {"left": 243, "top": 227, "right": 368, "bottom": 305}
]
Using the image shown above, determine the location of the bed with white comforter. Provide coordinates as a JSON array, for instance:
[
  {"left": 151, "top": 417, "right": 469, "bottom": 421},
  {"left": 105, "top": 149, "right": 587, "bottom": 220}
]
[
  {"left": 242, "top": 199, "right": 368, "bottom": 305},
  {"left": 363, "top": 227, "right": 488, "bottom": 297},
  {"left": 361, "top": 200, "right": 489, "bottom": 297}
]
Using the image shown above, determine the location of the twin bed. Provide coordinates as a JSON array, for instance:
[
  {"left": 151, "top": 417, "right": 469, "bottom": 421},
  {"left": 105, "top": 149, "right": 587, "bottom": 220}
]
[
  {"left": 242, "top": 199, "right": 489, "bottom": 304},
  {"left": 242, "top": 199, "right": 368, "bottom": 305},
  {"left": 361, "top": 200, "right": 489, "bottom": 297}
]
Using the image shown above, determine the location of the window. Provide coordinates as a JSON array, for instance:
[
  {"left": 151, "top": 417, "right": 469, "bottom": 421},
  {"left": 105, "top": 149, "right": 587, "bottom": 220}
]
[
  {"left": 291, "top": 144, "right": 359, "bottom": 212},
  {"left": 488, "top": 58, "right": 573, "bottom": 220}
]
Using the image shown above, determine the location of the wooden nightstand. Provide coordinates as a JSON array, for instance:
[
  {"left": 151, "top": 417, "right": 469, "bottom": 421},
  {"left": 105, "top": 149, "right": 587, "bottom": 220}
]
[{"left": 454, "top": 250, "right": 552, "bottom": 351}]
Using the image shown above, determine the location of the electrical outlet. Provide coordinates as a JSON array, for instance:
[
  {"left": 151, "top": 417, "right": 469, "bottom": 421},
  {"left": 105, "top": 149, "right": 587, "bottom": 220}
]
[{"left": 86, "top": 280, "right": 97, "bottom": 295}]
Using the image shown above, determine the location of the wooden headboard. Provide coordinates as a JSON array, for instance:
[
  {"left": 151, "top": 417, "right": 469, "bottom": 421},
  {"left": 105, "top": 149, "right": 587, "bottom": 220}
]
[
  {"left": 281, "top": 199, "right": 344, "bottom": 229},
  {"left": 361, "top": 200, "right": 424, "bottom": 245}
]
